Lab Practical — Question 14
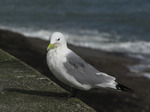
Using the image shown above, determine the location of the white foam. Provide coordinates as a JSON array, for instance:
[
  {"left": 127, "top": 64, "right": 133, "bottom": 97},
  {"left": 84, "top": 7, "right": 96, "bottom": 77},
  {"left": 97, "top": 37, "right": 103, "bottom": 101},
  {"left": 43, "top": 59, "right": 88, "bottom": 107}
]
[
  {"left": 129, "top": 64, "right": 150, "bottom": 73},
  {"left": 22, "top": 30, "right": 51, "bottom": 40},
  {"left": 143, "top": 73, "right": 150, "bottom": 79},
  {"left": 128, "top": 54, "right": 145, "bottom": 60},
  {"left": 1, "top": 25, "right": 150, "bottom": 79},
  {"left": 0, "top": 25, "right": 52, "bottom": 40},
  {"left": 70, "top": 41, "right": 150, "bottom": 55},
  {"left": 1, "top": 25, "right": 150, "bottom": 55},
  {"left": 128, "top": 60, "right": 150, "bottom": 79}
]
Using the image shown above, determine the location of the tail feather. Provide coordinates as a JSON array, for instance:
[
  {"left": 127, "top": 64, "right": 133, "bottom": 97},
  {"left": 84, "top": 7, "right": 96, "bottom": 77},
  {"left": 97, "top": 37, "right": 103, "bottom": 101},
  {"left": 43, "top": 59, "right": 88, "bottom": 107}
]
[{"left": 116, "top": 84, "right": 134, "bottom": 93}]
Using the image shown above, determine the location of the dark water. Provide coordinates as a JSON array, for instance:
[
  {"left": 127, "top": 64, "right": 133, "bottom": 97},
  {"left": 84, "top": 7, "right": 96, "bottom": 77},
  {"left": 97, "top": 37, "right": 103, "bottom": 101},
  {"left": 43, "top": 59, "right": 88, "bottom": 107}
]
[{"left": 0, "top": 0, "right": 150, "bottom": 78}]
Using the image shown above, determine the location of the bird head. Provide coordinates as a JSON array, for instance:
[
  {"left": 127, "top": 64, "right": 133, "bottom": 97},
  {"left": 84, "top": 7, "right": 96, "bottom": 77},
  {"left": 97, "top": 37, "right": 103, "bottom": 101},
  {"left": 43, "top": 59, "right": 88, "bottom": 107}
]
[{"left": 47, "top": 32, "right": 67, "bottom": 51}]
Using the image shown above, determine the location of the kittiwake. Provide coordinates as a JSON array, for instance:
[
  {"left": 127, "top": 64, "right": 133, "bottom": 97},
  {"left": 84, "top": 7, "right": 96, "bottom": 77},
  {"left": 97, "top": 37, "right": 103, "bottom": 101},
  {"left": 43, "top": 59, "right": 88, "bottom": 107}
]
[{"left": 46, "top": 32, "right": 133, "bottom": 96}]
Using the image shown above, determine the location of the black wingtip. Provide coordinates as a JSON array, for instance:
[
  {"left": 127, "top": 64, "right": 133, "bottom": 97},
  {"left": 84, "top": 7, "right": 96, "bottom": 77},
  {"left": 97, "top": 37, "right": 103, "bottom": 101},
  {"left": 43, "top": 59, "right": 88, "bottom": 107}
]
[{"left": 116, "top": 84, "right": 134, "bottom": 93}]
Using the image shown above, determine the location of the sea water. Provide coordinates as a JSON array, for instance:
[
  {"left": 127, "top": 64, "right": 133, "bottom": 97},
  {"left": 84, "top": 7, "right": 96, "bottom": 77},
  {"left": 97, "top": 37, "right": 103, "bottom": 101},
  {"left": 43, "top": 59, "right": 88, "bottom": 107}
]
[{"left": 0, "top": 0, "right": 150, "bottom": 78}]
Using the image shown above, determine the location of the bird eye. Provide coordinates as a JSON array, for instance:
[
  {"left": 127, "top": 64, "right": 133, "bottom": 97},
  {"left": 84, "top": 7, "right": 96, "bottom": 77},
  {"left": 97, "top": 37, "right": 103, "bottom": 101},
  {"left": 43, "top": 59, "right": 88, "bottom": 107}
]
[{"left": 57, "top": 38, "right": 60, "bottom": 41}]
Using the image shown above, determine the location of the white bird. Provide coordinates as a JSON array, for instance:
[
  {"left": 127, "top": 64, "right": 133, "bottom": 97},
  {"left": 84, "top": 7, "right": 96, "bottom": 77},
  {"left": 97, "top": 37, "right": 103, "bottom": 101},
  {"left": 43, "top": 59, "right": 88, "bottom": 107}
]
[{"left": 46, "top": 32, "right": 133, "bottom": 96}]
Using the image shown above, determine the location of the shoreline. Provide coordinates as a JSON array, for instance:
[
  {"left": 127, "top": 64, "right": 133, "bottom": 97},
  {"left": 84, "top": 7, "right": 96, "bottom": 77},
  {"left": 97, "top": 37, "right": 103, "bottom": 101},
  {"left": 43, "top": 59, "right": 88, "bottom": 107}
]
[{"left": 0, "top": 29, "right": 150, "bottom": 112}]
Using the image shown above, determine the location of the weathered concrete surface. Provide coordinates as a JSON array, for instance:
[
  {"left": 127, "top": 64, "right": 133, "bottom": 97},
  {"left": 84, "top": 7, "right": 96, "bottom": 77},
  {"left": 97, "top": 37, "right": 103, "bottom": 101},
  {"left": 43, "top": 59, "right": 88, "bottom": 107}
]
[{"left": 0, "top": 49, "right": 94, "bottom": 112}]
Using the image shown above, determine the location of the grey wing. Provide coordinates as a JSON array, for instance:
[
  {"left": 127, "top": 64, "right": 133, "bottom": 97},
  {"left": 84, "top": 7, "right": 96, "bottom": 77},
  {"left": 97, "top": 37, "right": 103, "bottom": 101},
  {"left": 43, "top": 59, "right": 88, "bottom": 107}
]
[{"left": 63, "top": 52, "right": 116, "bottom": 85}]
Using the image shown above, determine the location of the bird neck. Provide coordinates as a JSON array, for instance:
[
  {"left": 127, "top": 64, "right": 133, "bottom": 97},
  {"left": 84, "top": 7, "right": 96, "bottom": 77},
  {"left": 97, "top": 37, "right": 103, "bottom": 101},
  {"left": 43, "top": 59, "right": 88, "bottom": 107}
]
[{"left": 55, "top": 44, "right": 68, "bottom": 55}]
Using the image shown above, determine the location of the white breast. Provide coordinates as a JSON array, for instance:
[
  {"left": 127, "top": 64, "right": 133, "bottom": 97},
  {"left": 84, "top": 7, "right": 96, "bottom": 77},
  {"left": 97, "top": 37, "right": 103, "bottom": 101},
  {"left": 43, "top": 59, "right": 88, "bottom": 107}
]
[
  {"left": 46, "top": 48, "right": 91, "bottom": 90},
  {"left": 47, "top": 48, "right": 72, "bottom": 84}
]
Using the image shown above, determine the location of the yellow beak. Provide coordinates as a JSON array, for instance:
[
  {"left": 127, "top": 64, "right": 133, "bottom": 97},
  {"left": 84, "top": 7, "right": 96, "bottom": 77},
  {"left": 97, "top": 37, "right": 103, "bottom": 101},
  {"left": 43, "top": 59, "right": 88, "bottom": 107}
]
[{"left": 47, "top": 43, "right": 55, "bottom": 51}]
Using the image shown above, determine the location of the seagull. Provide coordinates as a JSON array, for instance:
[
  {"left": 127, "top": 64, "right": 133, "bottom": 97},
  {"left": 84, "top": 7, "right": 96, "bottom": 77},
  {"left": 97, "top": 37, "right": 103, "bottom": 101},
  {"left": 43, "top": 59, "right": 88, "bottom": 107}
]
[{"left": 46, "top": 32, "right": 133, "bottom": 96}]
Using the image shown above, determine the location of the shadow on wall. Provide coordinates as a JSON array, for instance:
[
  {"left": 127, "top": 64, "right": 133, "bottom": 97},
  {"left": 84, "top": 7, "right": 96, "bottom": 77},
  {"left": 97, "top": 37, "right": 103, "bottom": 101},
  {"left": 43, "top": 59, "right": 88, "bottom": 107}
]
[{"left": 4, "top": 87, "right": 139, "bottom": 112}]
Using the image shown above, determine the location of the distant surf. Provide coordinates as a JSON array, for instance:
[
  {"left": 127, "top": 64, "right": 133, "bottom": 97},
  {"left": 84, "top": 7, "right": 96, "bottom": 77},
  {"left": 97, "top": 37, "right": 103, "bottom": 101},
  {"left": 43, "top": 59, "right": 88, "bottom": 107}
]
[
  {"left": 1, "top": 25, "right": 150, "bottom": 55},
  {"left": 0, "top": 0, "right": 150, "bottom": 79}
]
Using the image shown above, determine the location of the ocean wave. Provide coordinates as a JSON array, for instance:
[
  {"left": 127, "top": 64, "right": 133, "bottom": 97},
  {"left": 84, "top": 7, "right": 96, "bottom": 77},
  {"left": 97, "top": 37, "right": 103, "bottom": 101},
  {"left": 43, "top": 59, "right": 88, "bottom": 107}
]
[
  {"left": 1, "top": 25, "right": 150, "bottom": 79},
  {"left": 1, "top": 25, "right": 150, "bottom": 55},
  {"left": 0, "top": 25, "right": 52, "bottom": 40},
  {"left": 70, "top": 41, "right": 150, "bottom": 55},
  {"left": 128, "top": 62, "right": 150, "bottom": 79}
]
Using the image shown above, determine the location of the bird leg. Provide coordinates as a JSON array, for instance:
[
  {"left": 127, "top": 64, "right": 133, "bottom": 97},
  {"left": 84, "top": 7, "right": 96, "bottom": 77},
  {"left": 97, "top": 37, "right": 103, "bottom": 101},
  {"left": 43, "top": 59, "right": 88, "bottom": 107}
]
[{"left": 69, "top": 88, "right": 77, "bottom": 97}]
